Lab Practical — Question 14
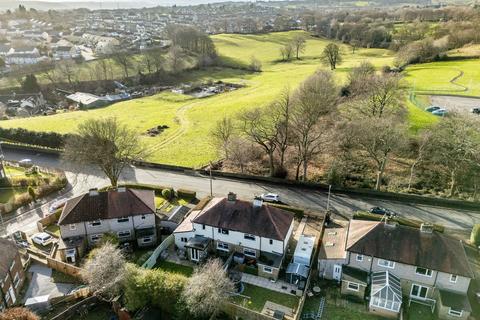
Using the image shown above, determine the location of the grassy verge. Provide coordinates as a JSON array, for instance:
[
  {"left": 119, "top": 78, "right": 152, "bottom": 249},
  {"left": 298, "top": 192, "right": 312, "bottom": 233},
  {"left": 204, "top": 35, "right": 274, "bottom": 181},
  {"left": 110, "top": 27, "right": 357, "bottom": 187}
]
[
  {"left": 155, "top": 260, "right": 194, "bottom": 277},
  {"left": 232, "top": 283, "right": 299, "bottom": 312}
]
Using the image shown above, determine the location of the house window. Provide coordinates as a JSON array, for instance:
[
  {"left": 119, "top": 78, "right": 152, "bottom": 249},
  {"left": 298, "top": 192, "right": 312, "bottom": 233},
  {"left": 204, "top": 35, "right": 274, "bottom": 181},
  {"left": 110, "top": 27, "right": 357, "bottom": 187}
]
[
  {"left": 448, "top": 308, "right": 463, "bottom": 317},
  {"left": 117, "top": 230, "right": 131, "bottom": 238},
  {"left": 415, "top": 267, "right": 432, "bottom": 277},
  {"left": 69, "top": 224, "right": 76, "bottom": 230},
  {"left": 181, "top": 237, "right": 188, "bottom": 243},
  {"left": 410, "top": 284, "right": 429, "bottom": 299},
  {"left": 117, "top": 217, "right": 129, "bottom": 223},
  {"left": 377, "top": 259, "right": 395, "bottom": 269},
  {"left": 269, "top": 239, "right": 273, "bottom": 245},
  {"left": 142, "top": 237, "right": 152, "bottom": 243},
  {"left": 89, "top": 220, "right": 102, "bottom": 227},
  {"left": 347, "top": 282, "right": 359, "bottom": 292},
  {"left": 9, "top": 260, "right": 15, "bottom": 271},
  {"left": 202, "top": 224, "right": 205, "bottom": 230},
  {"left": 450, "top": 274, "right": 458, "bottom": 283},
  {"left": 263, "top": 266, "right": 273, "bottom": 274},
  {"left": 243, "top": 248, "right": 256, "bottom": 257},
  {"left": 13, "top": 273, "right": 20, "bottom": 288},
  {"left": 244, "top": 234, "right": 255, "bottom": 241},
  {"left": 218, "top": 228, "right": 229, "bottom": 235},
  {"left": 90, "top": 234, "right": 102, "bottom": 242},
  {"left": 356, "top": 254, "right": 364, "bottom": 262},
  {"left": 217, "top": 242, "right": 229, "bottom": 251}
]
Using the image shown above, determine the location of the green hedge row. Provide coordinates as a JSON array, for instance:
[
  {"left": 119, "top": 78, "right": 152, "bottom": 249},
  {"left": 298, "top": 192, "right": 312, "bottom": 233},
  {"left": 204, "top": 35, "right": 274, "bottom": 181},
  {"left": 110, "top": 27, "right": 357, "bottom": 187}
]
[
  {"left": 267, "top": 203, "right": 304, "bottom": 219},
  {"left": 176, "top": 188, "right": 196, "bottom": 199},
  {"left": 0, "top": 127, "right": 69, "bottom": 149},
  {"left": 353, "top": 211, "right": 445, "bottom": 233},
  {"left": 100, "top": 183, "right": 169, "bottom": 195}
]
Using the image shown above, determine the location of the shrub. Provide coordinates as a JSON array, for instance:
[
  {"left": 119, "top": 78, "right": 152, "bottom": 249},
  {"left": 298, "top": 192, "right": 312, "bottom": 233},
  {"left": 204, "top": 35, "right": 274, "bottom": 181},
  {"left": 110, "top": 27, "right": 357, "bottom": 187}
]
[
  {"left": 193, "top": 196, "right": 212, "bottom": 210},
  {"left": 471, "top": 224, "right": 480, "bottom": 246},
  {"left": 100, "top": 183, "right": 167, "bottom": 195},
  {"left": 99, "top": 232, "right": 119, "bottom": 246},
  {"left": 353, "top": 211, "right": 444, "bottom": 232},
  {"left": 162, "top": 188, "right": 173, "bottom": 200},
  {"left": 0, "top": 307, "right": 39, "bottom": 320},
  {"left": 177, "top": 188, "right": 196, "bottom": 199},
  {"left": 28, "top": 186, "right": 36, "bottom": 202},
  {"left": 267, "top": 203, "right": 304, "bottom": 219}
]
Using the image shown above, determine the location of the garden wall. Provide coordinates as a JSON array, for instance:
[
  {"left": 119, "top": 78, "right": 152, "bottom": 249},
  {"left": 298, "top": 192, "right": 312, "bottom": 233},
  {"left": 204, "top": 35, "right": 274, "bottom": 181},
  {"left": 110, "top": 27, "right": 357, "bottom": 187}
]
[
  {"left": 37, "top": 210, "right": 62, "bottom": 232},
  {"left": 46, "top": 257, "right": 83, "bottom": 279},
  {"left": 142, "top": 234, "right": 174, "bottom": 269}
]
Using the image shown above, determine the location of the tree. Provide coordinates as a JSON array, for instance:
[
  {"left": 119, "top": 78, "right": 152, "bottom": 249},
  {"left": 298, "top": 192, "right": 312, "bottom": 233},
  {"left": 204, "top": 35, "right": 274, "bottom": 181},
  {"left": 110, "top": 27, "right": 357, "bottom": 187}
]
[
  {"left": 21, "top": 74, "right": 40, "bottom": 92},
  {"left": 427, "top": 116, "right": 480, "bottom": 197},
  {"left": 210, "top": 116, "right": 234, "bottom": 160},
  {"left": 346, "top": 117, "right": 407, "bottom": 190},
  {"left": 280, "top": 43, "right": 294, "bottom": 61},
  {"left": 292, "top": 34, "right": 307, "bottom": 59},
  {"left": 227, "top": 137, "right": 255, "bottom": 173},
  {"left": 57, "top": 60, "right": 77, "bottom": 87},
  {"left": 320, "top": 43, "right": 342, "bottom": 70},
  {"left": 182, "top": 259, "right": 234, "bottom": 317},
  {"left": 28, "top": 186, "right": 36, "bottom": 202},
  {"left": 291, "top": 70, "right": 338, "bottom": 180},
  {"left": 406, "top": 130, "right": 432, "bottom": 191},
  {"left": 167, "top": 45, "right": 186, "bottom": 73},
  {"left": 239, "top": 108, "right": 278, "bottom": 176},
  {"left": 0, "top": 308, "right": 39, "bottom": 320},
  {"left": 63, "top": 118, "right": 145, "bottom": 187},
  {"left": 82, "top": 242, "right": 126, "bottom": 299},
  {"left": 112, "top": 52, "right": 132, "bottom": 79},
  {"left": 272, "top": 87, "right": 292, "bottom": 169},
  {"left": 346, "top": 61, "right": 376, "bottom": 97}
]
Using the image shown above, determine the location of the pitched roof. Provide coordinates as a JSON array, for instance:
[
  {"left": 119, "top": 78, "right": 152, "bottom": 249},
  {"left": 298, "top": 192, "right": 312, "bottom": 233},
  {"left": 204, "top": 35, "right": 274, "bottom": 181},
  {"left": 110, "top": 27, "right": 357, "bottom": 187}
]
[
  {"left": 192, "top": 197, "right": 294, "bottom": 241},
  {"left": 59, "top": 188, "right": 155, "bottom": 225},
  {"left": 346, "top": 220, "right": 474, "bottom": 278},
  {"left": 0, "top": 238, "right": 19, "bottom": 277}
]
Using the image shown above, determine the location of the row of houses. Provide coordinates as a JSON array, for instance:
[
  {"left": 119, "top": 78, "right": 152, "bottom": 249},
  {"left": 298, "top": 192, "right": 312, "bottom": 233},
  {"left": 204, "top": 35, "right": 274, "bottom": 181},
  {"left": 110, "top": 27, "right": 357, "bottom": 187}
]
[{"left": 319, "top": 219, "right": 474, "bottom": 319}]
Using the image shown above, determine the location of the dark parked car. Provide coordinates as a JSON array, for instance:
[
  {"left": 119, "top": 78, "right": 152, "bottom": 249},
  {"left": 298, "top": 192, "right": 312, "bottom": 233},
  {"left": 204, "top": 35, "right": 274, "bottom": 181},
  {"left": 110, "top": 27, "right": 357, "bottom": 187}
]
[
  {"left": 471, "top": 107, "right": 480, "bottom": 115},
  {"left": 369, "top": 207, "right": 397, "bottom": 217}
]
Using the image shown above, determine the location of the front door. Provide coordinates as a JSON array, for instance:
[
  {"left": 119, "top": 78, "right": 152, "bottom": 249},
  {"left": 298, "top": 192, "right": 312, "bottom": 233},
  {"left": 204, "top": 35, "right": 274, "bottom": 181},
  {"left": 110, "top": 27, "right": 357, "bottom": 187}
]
[
  {"left": 333, "top": 264, "right": 342, "bottom": 281},
  {"left": 8, "top": 286, "right": 16, "bottom": 304},
  {"left": 410, "top": 284, "right": 429, "bottom": 300},
  {"left": 191, "top": 248, "right": 199, "bottom": 261}
]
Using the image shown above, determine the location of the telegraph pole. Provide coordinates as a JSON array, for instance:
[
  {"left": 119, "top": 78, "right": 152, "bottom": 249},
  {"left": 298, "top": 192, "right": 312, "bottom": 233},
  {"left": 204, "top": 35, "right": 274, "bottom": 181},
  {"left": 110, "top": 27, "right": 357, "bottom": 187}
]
[
  {"left": 209, "top": 164, "right": 213, "bottom": 197},
  {"left": 0, "top": 141, "right": 6, "bottom": 179}
]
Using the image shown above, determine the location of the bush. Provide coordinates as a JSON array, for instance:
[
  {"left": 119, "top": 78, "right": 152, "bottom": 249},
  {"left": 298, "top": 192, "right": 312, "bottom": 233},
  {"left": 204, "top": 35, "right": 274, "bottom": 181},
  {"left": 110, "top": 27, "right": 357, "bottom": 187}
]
[
  {"left": 100, "top": 183, "right": 167, "bottom": 195},
  {"left": 0, "top": 307, "right": 39, "bottom": 320},
  {"left": 267, "top": 203, "right": 304, "bottom": 219},
  {"left": 471, "top": 224, "right": 480, "bottom": 246},
  {"left": 162, "top": 188, "right": 173, "bottom": 200},
  {"left": 193, "top": 196, "right": 212, "bottom": 210},
  {"left": 177, "top": 188, "right": 196, "bottom": 199},
  {"left": 0, "top": 127, "right": 69, "bottom": 149},
  {"left": 99, "top": 232, "right": 119, "bottom": 246},
  {"left": 28, "top": 186, "right": 36, "bottom": 201}
]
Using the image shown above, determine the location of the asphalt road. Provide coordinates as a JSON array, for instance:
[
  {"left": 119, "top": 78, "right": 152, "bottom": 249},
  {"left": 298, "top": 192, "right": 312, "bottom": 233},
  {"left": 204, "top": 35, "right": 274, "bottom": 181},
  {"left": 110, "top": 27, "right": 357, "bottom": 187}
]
[{"left": 3, "top": 148, "right": 480, "bottom": 238}]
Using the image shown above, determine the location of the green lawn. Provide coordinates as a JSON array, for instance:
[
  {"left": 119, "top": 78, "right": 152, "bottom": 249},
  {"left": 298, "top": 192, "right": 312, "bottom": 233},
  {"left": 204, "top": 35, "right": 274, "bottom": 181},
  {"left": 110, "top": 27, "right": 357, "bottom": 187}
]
[
  {"left": 155, "top": 260, "right": 194, "bottom": 277},
  {"left": 51, "top": 269, "right": 81, "bottom": 284},
  {"left": 233, "top": 283, "right": 299, "bottom": 312},
  {"left": 0, "top": 31, "right": 400, "bottom": 167},
  {"left": 45, "top": 224, "right": 61, "bottom": 237}
]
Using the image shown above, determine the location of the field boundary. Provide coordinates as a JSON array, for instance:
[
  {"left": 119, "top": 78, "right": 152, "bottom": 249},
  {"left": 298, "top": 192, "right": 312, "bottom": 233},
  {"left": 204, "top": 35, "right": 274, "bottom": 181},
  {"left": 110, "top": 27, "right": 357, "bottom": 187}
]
[{"left": 3, "top": 143, "right": 480, "bottom": 211}]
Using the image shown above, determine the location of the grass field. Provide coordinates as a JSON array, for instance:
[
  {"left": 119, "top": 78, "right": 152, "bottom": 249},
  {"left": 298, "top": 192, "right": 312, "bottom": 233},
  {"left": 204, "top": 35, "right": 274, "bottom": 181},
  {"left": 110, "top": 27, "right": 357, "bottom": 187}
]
[
  {"left": 232, "top": 283, "right": 299, "bottom": 312},
  {"left": 0, "top": 31, "right": 400, "bottom": 167}
]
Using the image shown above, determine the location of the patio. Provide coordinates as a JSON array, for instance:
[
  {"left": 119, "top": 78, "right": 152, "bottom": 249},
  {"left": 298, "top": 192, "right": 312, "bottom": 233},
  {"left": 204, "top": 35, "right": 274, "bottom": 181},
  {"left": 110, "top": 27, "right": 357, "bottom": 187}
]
[{"left": 241, "top": 273, "right": 298, "bottom": 296}]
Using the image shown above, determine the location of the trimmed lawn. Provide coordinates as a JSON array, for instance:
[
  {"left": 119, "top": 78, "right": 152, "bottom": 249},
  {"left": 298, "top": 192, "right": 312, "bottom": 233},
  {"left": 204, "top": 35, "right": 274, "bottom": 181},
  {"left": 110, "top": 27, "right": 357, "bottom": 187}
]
[
  {"left": 324, "top": 303, "right": 384, "bottom": 320},
  {"left": 405, "top": 303, "right": 435, "bottom": 320},
  {"left": 233, "top": 283, "right": 299, "bottom": 312},
  {"left": 155, "top": 260, "right": 194, "bottom": 277},
  {"left": 45, "top": 224, "right": 60, "bottom": 238},
  {"left": 154, "top": 195, "right": 166, "bottom": 208}
]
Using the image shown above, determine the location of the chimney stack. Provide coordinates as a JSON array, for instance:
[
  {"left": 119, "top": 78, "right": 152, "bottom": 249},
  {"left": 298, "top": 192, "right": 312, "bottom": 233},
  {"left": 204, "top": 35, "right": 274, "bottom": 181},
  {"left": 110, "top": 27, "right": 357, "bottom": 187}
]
[
  {"left": 118, "top": 186, "right": 126, "bottom": 192},
  {"left": 227, "top": 192, "right": 237, "bottom": 202},
  {"left": 89, "top": 188, "right": 99, "bottom": 196}
]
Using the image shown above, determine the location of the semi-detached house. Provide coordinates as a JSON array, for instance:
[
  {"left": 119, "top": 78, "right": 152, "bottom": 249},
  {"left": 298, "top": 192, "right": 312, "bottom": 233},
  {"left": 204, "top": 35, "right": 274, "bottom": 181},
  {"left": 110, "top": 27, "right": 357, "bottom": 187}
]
[
  {"left": 319, "top": 220, "right": 474, "bottom": 320},
  {"left": 58, "top": 188, "right": 157, "bottom": 263},
  {"left": 0, "top": 238, "right": 25, "bottom": 311},
  {"left": 174, "top": 193, "right": 294, "bottom": 280}
]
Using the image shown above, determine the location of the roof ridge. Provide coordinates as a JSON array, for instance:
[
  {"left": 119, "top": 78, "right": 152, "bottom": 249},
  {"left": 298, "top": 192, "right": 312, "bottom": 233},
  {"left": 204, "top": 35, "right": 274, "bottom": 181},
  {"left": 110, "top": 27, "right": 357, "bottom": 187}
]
[{"left": 127, "top": 188, "right": 155, "bottom": 212}]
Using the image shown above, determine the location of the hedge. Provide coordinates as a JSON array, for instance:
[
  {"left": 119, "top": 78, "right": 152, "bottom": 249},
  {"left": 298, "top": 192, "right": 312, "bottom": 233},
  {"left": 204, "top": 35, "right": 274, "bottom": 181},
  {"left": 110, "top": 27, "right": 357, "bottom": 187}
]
[
  {"left": 100, "top": 183, "right": 168, "bottom": 195},
  {"left": 0, "top": 127, "right": 70, "bottom": 149},
  {"left": 353, "top": 211, "right": 445, "bottom": 233},
  {"left": 193, "top": 196, "right": 212, "bottom": 211},
  {"left": 176, "top": 188, "right": 196, "bottom": 199},
  {"left": 471, "top": 224, "right": 480, "bottom": 246},
  {"left": 266, "top": 203, "right": 304, "bottom": 219}
]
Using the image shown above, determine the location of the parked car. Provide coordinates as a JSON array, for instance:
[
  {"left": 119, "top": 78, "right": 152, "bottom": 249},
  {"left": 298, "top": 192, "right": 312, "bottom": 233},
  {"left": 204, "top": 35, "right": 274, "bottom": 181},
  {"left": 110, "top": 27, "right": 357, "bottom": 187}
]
[
  {"left": 18, "top": 159, "right": 33, "bottom": 167},
  {"left": 369, "top": 207, "right": 397, "bottom": 217},
  {"left": 425, "top": 106, "right": 441, "bottom": 112},
  {"left": 259, "top": 193, "right": 280, "bottom": 203},
  {"left": 471, "top": 107, "right": 480, "bottom": 115},
  {"left": 432, "top": 108, "right": 448, "bottom": 116},
  {"left": 48, "top": 198, "right": 68, "bottom": 214},
  {"left": 31, "top": 232, "right": 53, "bottom": 246}
]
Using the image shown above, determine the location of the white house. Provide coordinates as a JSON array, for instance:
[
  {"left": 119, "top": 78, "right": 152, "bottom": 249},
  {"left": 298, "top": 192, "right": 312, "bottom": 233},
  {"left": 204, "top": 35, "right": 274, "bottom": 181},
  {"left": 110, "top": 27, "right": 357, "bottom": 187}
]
[{"left": 173, "top": 193, "right": 295, "bottom": 280}]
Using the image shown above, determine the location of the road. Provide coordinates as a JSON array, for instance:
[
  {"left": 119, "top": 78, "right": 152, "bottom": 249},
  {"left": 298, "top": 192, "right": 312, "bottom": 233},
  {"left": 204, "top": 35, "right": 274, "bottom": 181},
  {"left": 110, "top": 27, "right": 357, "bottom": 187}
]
[
  {"left": 2, "top": 148, "right": 479, "bottom": 238},
  {"left": 430, "top": 95, "right": 480, "bottom": 117}
]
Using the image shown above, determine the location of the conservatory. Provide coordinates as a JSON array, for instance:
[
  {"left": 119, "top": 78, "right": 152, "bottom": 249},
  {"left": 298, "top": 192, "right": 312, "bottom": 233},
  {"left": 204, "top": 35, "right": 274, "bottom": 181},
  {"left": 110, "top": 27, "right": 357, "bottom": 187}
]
[{"left": 369, "top": 271, "right": 403, "bottom": 317}]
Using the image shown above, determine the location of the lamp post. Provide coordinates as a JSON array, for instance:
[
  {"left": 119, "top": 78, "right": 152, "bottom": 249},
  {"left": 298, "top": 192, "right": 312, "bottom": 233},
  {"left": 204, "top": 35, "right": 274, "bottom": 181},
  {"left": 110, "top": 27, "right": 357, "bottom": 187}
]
[
  {"left": 0, "top": 141, "right": 6, "bottom": 179},
  {"left": 209, "top": 162, "right": 213, "bottom": 197},
  {"left": 326, "top": 184, "right": 332, "bottom": 212}
]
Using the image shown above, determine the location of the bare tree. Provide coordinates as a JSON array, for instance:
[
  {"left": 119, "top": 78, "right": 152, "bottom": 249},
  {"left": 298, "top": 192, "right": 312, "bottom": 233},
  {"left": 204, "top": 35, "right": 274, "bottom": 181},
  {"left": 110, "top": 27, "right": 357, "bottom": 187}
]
[
  {"left": 239, "top": 108, "right": 278, "bottom": 176},
  {"left": 57, "top": 60, "right": 77, "bottom": 87},
  {"left": 81, "top": 242, "right": 126, "bottom": 299},
  {"left": 182, "top": 259, "right": 234, "bottom": 317},
  {"left": 407, "top": 130, "right": 432, "bottom": 191},
  {"left": 63, "top": 118, "right": 146, "bottom": 187},
  {"left": 112, "top": 52, "right": 132, "bottom": 79},
  {"left": 320, "top": 43, "right": 342, "bottom": 70},
  {"left": 272, "top": 87, "right": 292, "bottom": 169},
  {"left": 42, "top": 67, "right": 58, "bottom": 85},
  {"left": 292, "top": 34, "right": 307, "bottom": 59},
  {"left": 227, "top": 137, "right": 255, "bottom": 173},
  {"left": 291, "top": 70, "right": 338, "bottom": 181},
  {"left": 167, "top": 45, "right": 185, "bottom": 73},
  {"left": 347, "top": 117, "right": 407, "bottom": 190},
  {"left": 346, "top": 61, "right": 376, "bottom": 97},
  {"left": 210, "top": 116, "right": 234, "bottom": 159},
  {"left": 280, "top": 43, "right": 294, "bottom": 61}
]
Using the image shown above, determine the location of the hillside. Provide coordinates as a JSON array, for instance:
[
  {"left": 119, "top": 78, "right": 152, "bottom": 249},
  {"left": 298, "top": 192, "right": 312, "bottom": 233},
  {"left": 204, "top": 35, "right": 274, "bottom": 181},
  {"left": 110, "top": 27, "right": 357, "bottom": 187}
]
[{"left": 0, "top": 31, "right": 407, "bottom": 167}]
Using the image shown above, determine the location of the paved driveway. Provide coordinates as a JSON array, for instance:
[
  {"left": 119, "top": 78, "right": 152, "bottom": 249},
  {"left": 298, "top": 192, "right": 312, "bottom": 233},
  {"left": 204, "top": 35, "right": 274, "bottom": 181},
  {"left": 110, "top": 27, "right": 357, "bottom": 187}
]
[{"left": 23, "top": 263, "right": 74, "bottom": 302}]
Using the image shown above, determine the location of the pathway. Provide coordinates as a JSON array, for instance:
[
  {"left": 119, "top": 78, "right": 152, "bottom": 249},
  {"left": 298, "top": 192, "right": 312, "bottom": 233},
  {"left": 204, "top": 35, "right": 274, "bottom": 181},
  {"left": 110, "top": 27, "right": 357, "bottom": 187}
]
[{"left": 241, "top": 273, "right": 297, "bottom": 296}]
